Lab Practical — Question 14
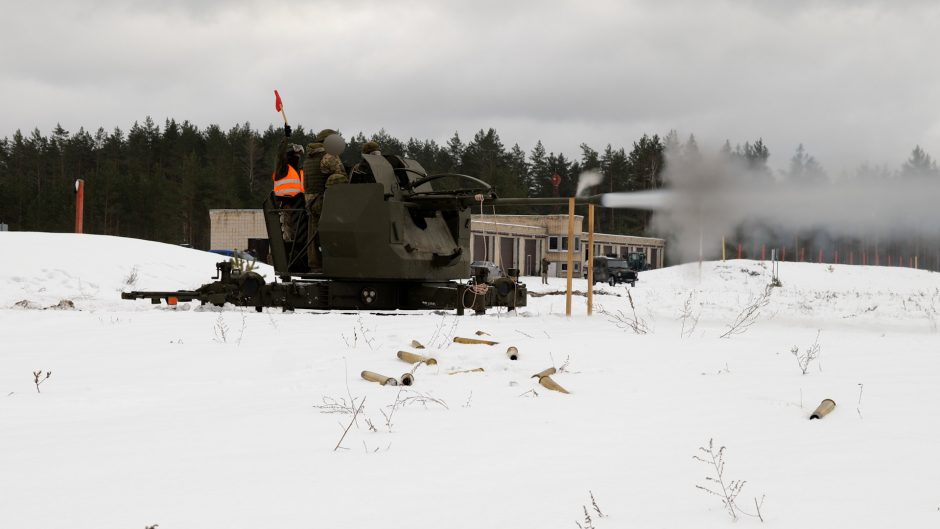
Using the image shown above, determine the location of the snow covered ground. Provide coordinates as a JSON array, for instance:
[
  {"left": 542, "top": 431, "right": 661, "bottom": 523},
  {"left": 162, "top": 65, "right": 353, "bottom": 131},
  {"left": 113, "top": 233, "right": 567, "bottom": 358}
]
[{"left": 2, "top": 232, "right": 939, "bottom": 528}]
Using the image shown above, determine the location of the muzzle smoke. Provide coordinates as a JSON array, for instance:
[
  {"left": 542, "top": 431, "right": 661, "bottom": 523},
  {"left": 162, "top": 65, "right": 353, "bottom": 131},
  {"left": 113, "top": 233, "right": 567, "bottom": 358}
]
[{"left": 598, "top": 154, "right": 940, "bottom": 264}]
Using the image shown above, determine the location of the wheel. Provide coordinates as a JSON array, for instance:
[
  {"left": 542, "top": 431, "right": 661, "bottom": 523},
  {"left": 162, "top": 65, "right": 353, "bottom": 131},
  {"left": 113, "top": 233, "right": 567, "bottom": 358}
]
[
  {"left": 631, "top": 281, "right": 636, "bottom": 287},
  {"left": 608, "top": 277, "right": 616, "bottom": 287}
]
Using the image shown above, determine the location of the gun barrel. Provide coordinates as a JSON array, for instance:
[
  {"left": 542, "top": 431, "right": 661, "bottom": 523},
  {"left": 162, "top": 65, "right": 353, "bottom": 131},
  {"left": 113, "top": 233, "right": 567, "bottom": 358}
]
[{"left": 482, "top": 194, "right": 604, "bottom": 207}]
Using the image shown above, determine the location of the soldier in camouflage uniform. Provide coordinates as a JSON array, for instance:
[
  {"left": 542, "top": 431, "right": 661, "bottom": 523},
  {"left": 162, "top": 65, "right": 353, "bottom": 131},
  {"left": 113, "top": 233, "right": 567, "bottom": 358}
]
[
  {"left": 306, "top": 129, "right": 348, "bottom": 271},
  {"left": 349, "top": 141, "right": 381, "bottom": 183}
]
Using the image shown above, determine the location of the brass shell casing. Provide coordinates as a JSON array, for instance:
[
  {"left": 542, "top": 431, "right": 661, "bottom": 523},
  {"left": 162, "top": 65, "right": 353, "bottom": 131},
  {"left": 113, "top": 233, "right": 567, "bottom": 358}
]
[
  {"left": 538, "top": 375, "right": 570, "bottom": 394},
  {"left": 361, "top": 370, "right": 398, "bottom": 386},
  {"left": 453, "top": 336, "right": 499, "bottom": 346},
  {"left": 397, "top": 351, "right": 438, "bottom": 366},
  {"left": 810, "top": 398, "right": 836, "bottom": 420}
]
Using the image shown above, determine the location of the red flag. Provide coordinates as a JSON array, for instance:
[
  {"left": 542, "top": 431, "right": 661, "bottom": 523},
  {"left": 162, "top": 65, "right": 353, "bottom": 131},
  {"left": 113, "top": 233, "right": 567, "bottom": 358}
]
[{"left": 274, "top": 90, "right": 283, "bottom": 112}]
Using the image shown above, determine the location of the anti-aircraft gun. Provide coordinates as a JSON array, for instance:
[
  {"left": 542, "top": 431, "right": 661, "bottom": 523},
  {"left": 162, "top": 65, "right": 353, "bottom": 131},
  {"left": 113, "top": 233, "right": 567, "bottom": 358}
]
[{"left": 123, "top": 153, "right": 601, "bottom": 314}]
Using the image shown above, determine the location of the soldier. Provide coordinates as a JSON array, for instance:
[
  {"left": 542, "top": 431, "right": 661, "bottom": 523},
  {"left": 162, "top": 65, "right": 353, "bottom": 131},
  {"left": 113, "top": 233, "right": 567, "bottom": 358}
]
[
  {"left": 303, "top": 128, "right": 335, "bottom": 195},
  {"left": 361, "top": 140, "right": 381, "bottom": 156},
  {"left": 350, "top": 141, "right": 381, "bottom": 183},
  {"left": 306, "top": 129, "right": 348, "bottom": 272},
  {"left": 272, "top": 124, "right": 305, "bottom": 242},
  {"left": 541, "top": 256, "right": 549, "bottom": 284}
]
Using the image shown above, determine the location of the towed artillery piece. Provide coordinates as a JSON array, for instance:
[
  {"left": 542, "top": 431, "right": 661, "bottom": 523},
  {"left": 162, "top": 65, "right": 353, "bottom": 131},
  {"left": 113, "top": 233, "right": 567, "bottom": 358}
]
[{"left": 123, "top": 152, "right": 601, "bottom": 314}]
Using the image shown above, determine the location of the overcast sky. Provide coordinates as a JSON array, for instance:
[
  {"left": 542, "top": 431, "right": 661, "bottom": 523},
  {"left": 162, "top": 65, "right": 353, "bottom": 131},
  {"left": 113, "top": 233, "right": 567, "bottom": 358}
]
[{"left": 2, "top": 0, "right": 938, "bottom": 173}]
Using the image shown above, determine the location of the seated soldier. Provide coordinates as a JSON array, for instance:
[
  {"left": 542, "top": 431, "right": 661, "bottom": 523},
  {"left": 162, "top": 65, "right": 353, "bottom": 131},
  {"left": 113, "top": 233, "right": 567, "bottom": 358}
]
[{"left": 350, "top": 141, "right": 381, "bottom": 183}]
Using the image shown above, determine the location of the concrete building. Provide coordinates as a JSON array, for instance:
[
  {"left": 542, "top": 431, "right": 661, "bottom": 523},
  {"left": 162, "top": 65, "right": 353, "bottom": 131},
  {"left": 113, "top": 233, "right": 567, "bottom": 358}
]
[
  {"left": 209, "top": 209, "right": 267, "bottom": 253},
  {"left": 470, "top": 214, "right": 664, "bottom": 277},
  {"left": 209, "top": 209, "right": 665, "bottom": 276}
]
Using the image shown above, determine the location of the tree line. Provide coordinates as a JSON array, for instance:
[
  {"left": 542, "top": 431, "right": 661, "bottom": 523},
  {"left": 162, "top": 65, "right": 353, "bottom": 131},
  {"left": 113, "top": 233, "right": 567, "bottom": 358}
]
[
  {"left": 0, "top": 118, "right": 937, "bottom": 267},
  {"left": 0, "top": 118, "right": 672, "bottom": 247}
]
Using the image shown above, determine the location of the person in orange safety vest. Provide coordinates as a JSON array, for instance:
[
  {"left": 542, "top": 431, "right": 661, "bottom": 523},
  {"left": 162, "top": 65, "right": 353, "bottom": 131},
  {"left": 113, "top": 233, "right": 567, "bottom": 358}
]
[{"left": 272, "top": 124, "right": 306, "bottom": 242}]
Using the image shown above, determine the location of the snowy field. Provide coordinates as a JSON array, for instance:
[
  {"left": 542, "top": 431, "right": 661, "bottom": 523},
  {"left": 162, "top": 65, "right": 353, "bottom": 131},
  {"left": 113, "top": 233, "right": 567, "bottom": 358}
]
[{"left": 2, "top": 232, "right": 940, "bottom": 528}]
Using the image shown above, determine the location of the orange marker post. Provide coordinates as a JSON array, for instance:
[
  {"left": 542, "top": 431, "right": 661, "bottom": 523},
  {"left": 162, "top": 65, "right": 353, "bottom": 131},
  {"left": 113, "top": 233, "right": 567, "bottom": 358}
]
[
  {"left": 587, "top": 203, "right": 595, "bottom": 316},
  {"left": 565, "top": 197, "right": 575, "bottom": 317},
  {"left": 74, "top": 179, "right": 85, "bottom": 234}
]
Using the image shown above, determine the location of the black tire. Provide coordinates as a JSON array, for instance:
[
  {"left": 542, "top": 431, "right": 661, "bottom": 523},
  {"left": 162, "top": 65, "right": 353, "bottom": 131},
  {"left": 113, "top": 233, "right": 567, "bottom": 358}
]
[
  {"left": 631, "top": 280, "right": 636, "bottom": 287},
  {"left": 608, "top": 277, "right": 616, "bottom": 287}
]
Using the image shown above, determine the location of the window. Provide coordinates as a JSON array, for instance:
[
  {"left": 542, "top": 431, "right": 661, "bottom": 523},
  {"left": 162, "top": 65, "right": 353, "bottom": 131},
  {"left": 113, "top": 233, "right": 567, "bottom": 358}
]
[
  {"left": 561, "top": 263, "right": 567, "bottom": 271},
  {"left": 561, "top": 237, "right": 581, "bottom": 251},
  {"left": 552, "top": 236, "right": 581, "bottom": 252}
]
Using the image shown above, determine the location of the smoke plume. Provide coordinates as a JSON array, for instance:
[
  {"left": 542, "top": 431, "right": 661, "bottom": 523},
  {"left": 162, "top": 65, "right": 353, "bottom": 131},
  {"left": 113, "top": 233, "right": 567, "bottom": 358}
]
[{"left": 603, "top": 153, "right": 940, "bottom": 264}]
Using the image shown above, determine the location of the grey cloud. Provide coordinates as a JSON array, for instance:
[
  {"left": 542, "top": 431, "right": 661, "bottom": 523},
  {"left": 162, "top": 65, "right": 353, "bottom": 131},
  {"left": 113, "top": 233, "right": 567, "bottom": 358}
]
[{"left": 1, "top": 0, "right": 939, "bottom": 173}]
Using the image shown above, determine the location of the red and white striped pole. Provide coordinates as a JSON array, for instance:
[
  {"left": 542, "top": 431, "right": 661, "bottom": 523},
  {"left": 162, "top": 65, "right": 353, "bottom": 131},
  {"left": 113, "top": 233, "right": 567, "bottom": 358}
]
[{"left": 74, "top": 179, "right": 85, "bottom": 234}]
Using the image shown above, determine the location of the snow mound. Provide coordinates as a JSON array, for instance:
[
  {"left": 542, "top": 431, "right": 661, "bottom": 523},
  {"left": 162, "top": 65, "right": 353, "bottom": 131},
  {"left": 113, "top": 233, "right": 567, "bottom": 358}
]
[{"left": 1, "top": 232, "right": 273, "bottom": 310}]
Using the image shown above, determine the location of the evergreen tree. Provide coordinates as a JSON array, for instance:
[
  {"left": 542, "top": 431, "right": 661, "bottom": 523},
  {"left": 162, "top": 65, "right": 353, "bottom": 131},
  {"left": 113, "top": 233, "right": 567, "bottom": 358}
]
[
  {"left": 787, "top": 143, "right": 826, "bottom": 183},
  {"left": 901, "top": 145, "right": 939, "bottom": 178},
  {"left": 445, "top": 132, "right": 464, "bottom": 172}
]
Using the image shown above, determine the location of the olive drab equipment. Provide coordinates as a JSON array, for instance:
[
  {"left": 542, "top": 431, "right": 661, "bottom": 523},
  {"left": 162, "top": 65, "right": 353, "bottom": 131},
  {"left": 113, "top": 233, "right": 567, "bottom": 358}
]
[{"left": 123, "top": 148, "right": 605, "bottom": 314}]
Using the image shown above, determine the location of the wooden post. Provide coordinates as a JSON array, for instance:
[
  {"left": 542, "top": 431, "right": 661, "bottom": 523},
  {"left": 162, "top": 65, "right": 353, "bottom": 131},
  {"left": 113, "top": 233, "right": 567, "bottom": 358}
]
[
  {"left": 587, "top": 204, "right": 595, "bottom": 316},
  {"left": 565, "top": 197, "right": 574, "bottom": 317},
  {"left": 74, "top": 179, "right": 85, "bottom": 234},
  {"left": 721, "top": 236, "right": 726, "bottom": 261}
]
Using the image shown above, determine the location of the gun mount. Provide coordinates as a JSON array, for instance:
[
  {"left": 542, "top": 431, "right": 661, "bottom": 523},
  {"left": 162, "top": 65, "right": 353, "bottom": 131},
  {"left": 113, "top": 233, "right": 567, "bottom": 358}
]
[{"left": 123, "top": 152, "right": 603, "bottom": 314}]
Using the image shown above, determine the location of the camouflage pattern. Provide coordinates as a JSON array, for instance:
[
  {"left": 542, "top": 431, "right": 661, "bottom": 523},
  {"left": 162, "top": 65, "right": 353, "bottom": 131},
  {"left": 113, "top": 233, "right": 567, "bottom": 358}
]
[
  {"left": 326, "top": 172, "right": 349, "bottom": 187},
  {"left": 304, "top": 143, "right": 327, "bottom": 194},
  {"left": 306, "top": 135, "right": 347, "bottom": 270},
  {"left": 321, "top": 152, "right": 347, "bottom": 185}
]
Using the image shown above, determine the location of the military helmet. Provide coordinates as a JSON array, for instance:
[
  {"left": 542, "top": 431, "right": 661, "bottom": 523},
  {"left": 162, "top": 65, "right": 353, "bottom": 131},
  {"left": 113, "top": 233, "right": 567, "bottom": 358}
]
[
  {"left": 314, "top": 128, "right": 337, "bottom": 142},
  {"left": 306, "top": 142, "right": 325, "bottom": 155},
  {"left": 325, "top": 173, "right": 349, "bottom": 187},
  {"left": 361, "top": 141, "right": 381, "bottom": 155}
]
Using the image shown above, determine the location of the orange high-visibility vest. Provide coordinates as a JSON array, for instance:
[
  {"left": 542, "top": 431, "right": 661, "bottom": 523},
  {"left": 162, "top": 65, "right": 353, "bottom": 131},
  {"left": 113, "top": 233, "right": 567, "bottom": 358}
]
[{"left": 273, "top": 166, "right": 305, "bottom": 197}]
